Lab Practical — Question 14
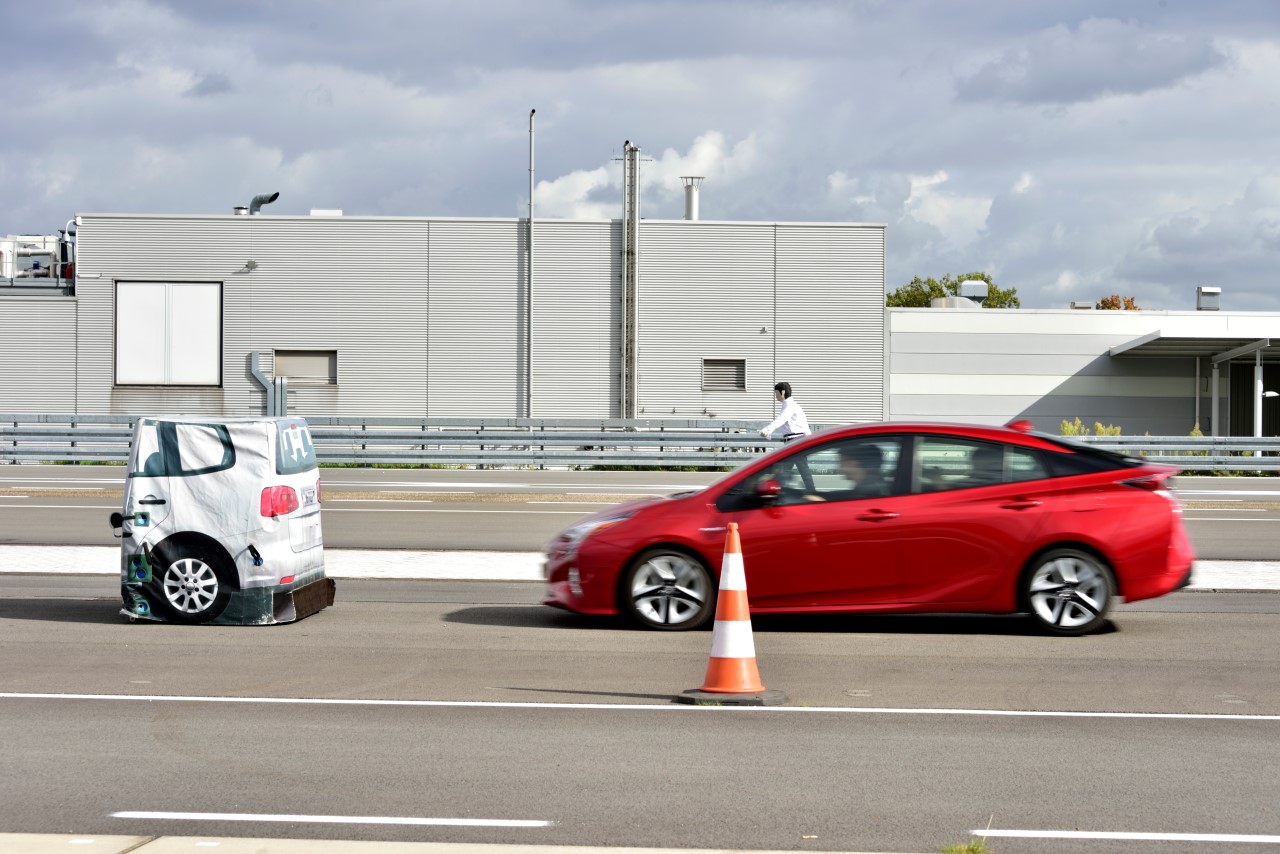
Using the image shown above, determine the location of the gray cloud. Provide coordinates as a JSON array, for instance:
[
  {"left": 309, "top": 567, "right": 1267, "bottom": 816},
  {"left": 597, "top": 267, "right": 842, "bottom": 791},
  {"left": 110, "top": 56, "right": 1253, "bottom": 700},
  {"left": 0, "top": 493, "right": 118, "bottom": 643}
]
[
  {"left": 956, "top": 18, "right": 1227, "bottom": 104},
  {"left": 3, "top": 0, "right": 1280, "bottom": 311},
  {"left": 186, "top": 73, "right": 234, "bottom": 97}
]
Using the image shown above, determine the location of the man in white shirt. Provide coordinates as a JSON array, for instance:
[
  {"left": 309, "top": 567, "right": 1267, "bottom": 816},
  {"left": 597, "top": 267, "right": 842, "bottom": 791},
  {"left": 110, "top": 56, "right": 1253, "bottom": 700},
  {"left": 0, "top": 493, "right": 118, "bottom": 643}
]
[{"left": 759, "top": 381, "right": 811, "bottom": 441}]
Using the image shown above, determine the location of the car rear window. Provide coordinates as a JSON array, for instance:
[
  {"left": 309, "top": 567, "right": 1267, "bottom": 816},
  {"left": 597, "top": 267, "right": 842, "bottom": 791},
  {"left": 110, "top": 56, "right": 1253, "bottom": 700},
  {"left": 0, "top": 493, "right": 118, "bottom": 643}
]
[
  {"left": 1040, "top": 438, "right": 1145, "bottom": 477},
  {"left": 275, "top": 420, "right": 317, "bottom": 475}
]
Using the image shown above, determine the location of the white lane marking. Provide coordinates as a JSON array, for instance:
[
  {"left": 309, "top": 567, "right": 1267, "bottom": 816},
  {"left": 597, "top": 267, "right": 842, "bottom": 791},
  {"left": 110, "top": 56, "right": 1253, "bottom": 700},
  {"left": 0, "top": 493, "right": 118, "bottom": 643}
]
[
  {"left": 337, "top": 480, "right": 697, "bottom": 490},
  {"left": 0, "top": 504, "right": 118, "bottom": 509},
  {"left": 0, "top": 479, "right": 119, "bottom": 485},
  {"left": 112, "top": 811, "right": 551, "bottom": 828},
  {"left": 1183, "top": 507, "right": 1264, "bottom": 512},
  {"left": 329, "top": 498, "right": 433, "bottom": 503},
  {"left": 527, "top": 501, "right": 616, "bottom": 505},
  {"left": 1181, "top": 490, "right": 1280, "bottom": 497},
  {"left": 1184, "top": 516, "right": 1275, "bottom": 521},
  {"left": 5, "top": 693, "right": 1280, "bottom": 720},
  {"left": 325, "top": 508, "right": 584, "bottom": 515},
  {"left": 979, "top": 829, "right": 1280, "bottom": 843},
  {"left": 0, "top": 495, "right": 30, "bottom": 499}
]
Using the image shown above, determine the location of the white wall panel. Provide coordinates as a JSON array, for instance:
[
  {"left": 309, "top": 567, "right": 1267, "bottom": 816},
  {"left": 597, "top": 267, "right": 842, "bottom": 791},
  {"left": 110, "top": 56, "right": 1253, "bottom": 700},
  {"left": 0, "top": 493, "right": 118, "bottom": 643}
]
[
  {"left": 635, "top": 222, "right": 776, "bottom": 419},
  {"left": 428, "top": 220, "right": 524, "bottom": 416},
  {"left": 530, "top": 221, "right": 619, "bottom": 417},
  {"left": 0, "top": 298, "right": 77, "bottom": 410},
  {"left": 776, "top": 224, "right": 884, "bottom": 424}
]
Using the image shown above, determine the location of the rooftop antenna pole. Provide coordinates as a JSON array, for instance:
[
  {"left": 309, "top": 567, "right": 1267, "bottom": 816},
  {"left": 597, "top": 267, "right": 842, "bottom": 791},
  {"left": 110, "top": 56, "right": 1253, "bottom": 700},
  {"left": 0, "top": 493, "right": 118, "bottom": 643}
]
[{"left": 527, "top": 109, "right": 535, "bottom": 418}]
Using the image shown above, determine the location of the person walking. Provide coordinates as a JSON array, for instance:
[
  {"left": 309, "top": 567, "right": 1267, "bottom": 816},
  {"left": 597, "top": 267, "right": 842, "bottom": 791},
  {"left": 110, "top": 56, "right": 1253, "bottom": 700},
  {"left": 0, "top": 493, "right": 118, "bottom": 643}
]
[{"left": 760, "top": 381, "right": 811, "bottom": 442}]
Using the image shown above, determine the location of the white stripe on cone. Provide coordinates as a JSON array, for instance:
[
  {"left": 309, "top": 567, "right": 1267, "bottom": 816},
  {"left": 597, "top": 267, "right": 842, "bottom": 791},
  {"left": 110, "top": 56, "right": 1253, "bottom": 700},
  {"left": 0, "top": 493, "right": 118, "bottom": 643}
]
[
  {"left": 709, "top": 619, "right": 757, "bottom": 658},
  {"left": 719, "top": 550, "right": 747, "bottom": 589}
]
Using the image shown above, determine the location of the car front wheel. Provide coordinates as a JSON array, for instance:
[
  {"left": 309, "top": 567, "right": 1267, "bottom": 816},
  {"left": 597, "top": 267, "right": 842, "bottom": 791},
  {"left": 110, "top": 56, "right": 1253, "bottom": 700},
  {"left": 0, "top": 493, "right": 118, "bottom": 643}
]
[
  {"left": 622, "top": 548, "right": 715, "bottom": 631},
  {"left": 1022, "top": 548, "right": 1115, "bottom": 636}
]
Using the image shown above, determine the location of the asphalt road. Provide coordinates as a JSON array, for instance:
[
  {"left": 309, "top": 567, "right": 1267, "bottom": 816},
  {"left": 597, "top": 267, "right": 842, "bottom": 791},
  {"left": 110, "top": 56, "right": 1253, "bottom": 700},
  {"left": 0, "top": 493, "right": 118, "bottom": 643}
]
[
  {"left": 2, "top": 576, "right": 1278, "bottom": 853},
  {"left": 1, "top": 466, "right": 1279, "bottom": 559}
]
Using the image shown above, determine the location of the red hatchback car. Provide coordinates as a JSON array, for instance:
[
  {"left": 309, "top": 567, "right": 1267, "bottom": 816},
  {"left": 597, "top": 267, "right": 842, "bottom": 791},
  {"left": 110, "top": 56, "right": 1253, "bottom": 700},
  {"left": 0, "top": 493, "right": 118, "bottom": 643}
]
[{"left": 544, "top": 421, "right": 1195, "bottom": 635}]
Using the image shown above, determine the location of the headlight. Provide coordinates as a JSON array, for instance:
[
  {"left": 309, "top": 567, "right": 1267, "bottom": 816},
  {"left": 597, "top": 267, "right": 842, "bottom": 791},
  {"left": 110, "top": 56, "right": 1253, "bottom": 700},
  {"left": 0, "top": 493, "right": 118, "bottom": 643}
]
[{"left": 560, "top": 511, "right": 635, "bottom": 557}]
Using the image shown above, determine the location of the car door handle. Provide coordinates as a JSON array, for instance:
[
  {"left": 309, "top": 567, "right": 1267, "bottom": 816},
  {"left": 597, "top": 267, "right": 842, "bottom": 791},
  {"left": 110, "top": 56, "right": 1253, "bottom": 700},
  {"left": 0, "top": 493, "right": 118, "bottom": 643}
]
[
  {"left": 857, "top": 510, "right": 899, "bottom": 522},
  {"left": 138, "top": 496, "right": 167, "bottom": 505},
  {"left": 1001, "top": 499, "right": 1041, "bottom": 510}
]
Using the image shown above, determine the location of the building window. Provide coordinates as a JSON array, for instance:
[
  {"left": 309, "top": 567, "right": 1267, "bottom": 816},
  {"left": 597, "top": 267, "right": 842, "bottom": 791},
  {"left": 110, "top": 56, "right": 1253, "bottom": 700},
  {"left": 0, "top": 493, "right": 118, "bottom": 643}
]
[
  {"left": 702, "top": 358, "right": 746, "bottom": 391},
  {"left": 275, "top": 350, "right": 338, "bottom": 385},
  {"left": 115, "top": 282, "right": 222, "bottom": 386}
]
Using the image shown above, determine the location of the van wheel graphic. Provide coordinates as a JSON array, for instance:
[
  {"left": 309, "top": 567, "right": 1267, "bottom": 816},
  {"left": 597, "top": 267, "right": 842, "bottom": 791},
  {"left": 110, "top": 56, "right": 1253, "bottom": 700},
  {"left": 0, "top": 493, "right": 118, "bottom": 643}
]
[{"left": 151, "top": 545, "right": 233, "bottom": 624}]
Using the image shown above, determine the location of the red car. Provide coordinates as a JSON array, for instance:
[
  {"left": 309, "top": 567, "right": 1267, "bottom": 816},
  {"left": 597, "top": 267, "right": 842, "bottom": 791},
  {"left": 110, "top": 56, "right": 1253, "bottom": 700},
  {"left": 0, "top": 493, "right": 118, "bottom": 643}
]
[{"left": 543, "top": 421, "right": 1195, "bottom": 636}]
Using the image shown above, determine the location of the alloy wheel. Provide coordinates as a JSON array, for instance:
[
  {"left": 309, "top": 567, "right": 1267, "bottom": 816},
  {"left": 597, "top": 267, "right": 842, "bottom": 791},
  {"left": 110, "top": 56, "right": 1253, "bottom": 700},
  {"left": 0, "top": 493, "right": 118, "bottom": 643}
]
[
  {"left": 629, "top": 551, "right": 713, "bottom": 629},
  {"left": 162, "top": 557, "right": 221, "bottom": 616},
  {"left": 1026, "top": 550, "right": 1113, "bottom": 635}
]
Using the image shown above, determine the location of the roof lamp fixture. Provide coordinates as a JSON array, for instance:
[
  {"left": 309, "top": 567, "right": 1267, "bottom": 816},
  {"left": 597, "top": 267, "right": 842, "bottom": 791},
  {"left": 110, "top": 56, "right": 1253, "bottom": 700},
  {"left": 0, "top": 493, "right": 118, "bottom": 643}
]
[
  {"left": 243, "top": 260, "right": 258, "bottom": 272},
  {"left": 1265, "top": 391, "right": 1278, "bottom": 398}
]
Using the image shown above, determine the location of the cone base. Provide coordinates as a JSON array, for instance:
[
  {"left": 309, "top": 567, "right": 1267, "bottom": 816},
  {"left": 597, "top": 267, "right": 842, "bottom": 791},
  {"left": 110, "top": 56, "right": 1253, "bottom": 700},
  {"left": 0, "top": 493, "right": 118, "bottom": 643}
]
[
  {"left": 675, "top": 688, "right": 787, "bottom": 706},
  {"left": 699, "top": 656, "right": 766, "bottom": 694}
]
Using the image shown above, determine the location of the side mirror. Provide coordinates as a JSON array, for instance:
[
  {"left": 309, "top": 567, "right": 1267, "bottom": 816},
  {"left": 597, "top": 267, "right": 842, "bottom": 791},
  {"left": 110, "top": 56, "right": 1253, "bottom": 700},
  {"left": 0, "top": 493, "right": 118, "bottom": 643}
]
[
  {"left": 755, "top": 478, "right": 782, "bottom": 501},
  {"left": 109, "top": 512, "right": 125, "bottom": 529}
]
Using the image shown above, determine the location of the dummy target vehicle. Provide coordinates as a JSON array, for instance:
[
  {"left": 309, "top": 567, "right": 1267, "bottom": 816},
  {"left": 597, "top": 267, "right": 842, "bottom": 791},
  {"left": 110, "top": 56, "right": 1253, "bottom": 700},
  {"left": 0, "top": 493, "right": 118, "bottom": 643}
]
[{"left": 110, "top": 415, "right": 334, "bottom": 625}]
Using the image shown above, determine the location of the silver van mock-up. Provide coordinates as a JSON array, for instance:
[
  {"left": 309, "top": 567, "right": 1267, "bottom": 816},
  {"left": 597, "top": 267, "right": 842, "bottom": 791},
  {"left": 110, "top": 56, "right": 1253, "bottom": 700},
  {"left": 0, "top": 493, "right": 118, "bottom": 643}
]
[{"left": 110, "top": 416, "right": 335, "bottom": 624}]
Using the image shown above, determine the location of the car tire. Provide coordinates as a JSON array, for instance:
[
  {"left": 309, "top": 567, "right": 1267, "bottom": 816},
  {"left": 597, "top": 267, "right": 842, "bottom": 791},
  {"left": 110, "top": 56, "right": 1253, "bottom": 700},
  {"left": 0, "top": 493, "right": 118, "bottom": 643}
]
[
  {"left": 622, "top": 547, "right": 716, "bottom": 631},
  {"left": 1021, "top": 547, "right": 1115, "bottom": 636},
  {"left": 150, "top": 542, "right": 234, "bottom": 624}
]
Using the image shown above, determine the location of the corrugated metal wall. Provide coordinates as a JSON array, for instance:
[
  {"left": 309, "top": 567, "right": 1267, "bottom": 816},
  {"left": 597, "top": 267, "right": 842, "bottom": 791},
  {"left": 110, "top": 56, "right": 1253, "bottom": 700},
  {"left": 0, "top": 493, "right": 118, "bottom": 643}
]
[
  {"left": 636, "top": 222, "right": 776, "bottom": 419},
  {"left": 428, "top": 220, "right": 526, "bottom": 416},
  {"left": 12, "top": 213, "right": 885, "bottom": 420},
  {"left": 531, "top": 221, "right": 621, "bottom": 417},
  {"left": 637, "top": 221, "right": 886, "bottom": 422},
  {"left": 0, "top": 297, "right": 77, "bottom": 410},
  {"left": 776, "top": 224, "right": 886, "bottom": 424}
]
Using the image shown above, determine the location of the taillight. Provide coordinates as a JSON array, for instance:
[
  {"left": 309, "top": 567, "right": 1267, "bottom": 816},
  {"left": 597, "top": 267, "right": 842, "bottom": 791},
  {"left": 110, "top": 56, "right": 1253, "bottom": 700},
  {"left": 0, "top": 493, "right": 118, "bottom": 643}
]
[
  {"left": 260, "top": 485, "right": 300, "bottom": 517},
  {"left": 1123, "top": 472, "right": 1173, "bottom": 492},
  {"left": 1124, "top": 472, "right": 1181, "bottom": 508}
]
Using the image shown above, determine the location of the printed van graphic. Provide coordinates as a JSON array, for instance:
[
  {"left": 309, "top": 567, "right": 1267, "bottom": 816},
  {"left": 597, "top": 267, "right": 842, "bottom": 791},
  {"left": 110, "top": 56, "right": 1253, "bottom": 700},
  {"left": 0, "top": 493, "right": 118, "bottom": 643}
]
[{"left": 110, "top": 416, "right": 334, "bottom": 625}]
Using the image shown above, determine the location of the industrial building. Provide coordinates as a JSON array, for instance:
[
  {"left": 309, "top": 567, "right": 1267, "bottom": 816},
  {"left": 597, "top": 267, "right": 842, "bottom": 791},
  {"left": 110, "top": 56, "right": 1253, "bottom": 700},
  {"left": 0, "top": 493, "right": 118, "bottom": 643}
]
[
  {"left": 0, "top": 205, "right": 888, "bottom": 425},
  {"left": 3, "top": 191, "right": 1278, "bottom": 439}
]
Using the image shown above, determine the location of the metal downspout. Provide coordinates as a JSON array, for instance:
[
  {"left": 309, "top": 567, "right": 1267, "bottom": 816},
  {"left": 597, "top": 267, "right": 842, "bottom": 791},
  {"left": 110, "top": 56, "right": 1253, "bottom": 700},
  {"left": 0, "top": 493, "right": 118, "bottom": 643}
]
[{"left": 249, "top": 352, "right": 275, "bottom": 416}]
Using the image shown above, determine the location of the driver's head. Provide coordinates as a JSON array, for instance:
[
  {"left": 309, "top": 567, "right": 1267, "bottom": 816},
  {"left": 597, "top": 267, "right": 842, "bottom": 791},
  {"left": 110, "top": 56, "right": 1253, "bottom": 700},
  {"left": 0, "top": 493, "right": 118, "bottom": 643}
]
[{"left": 838, "top": 444, "right": 882, "bottom": 481}]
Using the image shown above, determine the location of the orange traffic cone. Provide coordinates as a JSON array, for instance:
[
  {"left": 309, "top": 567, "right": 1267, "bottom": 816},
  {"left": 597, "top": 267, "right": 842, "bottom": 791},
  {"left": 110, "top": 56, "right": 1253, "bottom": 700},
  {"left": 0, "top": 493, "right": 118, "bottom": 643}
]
[{"left": 676, "top": 522, "right": 786, "bottom": 706}]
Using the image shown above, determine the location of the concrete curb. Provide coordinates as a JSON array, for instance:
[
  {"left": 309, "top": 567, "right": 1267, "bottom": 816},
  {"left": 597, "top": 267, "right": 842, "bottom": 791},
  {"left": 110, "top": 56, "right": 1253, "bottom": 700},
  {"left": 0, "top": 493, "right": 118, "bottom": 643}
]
[{"left": 0, "top": 545, "right": 1277, "bottom": 589}]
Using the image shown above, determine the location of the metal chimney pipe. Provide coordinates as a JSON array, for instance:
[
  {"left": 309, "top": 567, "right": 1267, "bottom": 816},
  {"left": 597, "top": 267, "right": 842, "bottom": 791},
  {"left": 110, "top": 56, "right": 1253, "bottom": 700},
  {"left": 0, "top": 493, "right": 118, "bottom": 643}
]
[
  {"left": 249, "top": 192, "right": 279, "bottom": 215},
  {"left": 680, "top": 176, "right": 703, "bottom": 221}
]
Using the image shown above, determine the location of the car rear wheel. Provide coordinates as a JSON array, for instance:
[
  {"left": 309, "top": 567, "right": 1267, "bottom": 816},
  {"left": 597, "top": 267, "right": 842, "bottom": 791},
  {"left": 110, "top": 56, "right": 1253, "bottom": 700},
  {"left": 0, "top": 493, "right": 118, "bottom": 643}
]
[
  {"left": 1022, "top": 548, "right": 1115, "bottom": 636},
  {"left": 151, "top": 544, "right": 234, "bottom": 624},
  {"left": 623, "top": 548, "right": 715, "bottom": 631}
]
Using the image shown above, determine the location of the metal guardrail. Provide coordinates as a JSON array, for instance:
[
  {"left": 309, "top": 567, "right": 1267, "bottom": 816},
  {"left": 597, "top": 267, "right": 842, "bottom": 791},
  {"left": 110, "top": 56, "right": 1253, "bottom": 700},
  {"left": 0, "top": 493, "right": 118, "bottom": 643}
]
[
  {"left": 0, "top": 414, "right": 775, "bottom": 468},
  {"left": 3, "top": 414, "right": 1280, "bottom": 470}
]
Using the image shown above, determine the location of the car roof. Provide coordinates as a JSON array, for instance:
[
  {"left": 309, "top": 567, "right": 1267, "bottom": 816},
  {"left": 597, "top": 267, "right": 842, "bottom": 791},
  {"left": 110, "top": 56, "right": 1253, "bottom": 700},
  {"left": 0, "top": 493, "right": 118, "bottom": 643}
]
[
  {"left": 139, "top": 415, "right": 308, "bottom": 426},
  {"left": 802, "top": 420, "right": 1068, "bottom": 451}
]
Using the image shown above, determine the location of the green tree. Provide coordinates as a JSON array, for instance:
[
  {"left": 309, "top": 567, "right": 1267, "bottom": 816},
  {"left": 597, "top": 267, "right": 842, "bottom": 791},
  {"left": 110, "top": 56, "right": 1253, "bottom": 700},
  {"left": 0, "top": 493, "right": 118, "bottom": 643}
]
[
  {"left": 1097, "top": 294, "right": 1141, "bottom": 310},
  {"left": 886, "top": 271, "right": 1020, "bottom": 308}
]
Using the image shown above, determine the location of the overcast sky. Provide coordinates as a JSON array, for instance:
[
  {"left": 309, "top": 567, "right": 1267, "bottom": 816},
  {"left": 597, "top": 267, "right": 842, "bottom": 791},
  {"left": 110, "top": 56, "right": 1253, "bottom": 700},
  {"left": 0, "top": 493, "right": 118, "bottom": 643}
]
[{"left": 5, "top": 0, "right": 1279, "bottom": 310}]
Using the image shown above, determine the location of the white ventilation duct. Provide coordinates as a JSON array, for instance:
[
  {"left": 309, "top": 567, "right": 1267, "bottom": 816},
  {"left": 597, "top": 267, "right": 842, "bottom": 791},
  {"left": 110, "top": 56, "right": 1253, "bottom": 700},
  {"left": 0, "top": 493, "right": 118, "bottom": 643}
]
[{"left": 681, "top": 176, "right": 703, "bottom": 221}]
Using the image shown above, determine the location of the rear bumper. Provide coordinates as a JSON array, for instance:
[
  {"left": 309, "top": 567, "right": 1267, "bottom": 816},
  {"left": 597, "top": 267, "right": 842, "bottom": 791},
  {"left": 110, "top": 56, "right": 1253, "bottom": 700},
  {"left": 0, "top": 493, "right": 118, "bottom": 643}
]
[{"left": 1123, "top": 521, "right": 1196, "bottom": 603}]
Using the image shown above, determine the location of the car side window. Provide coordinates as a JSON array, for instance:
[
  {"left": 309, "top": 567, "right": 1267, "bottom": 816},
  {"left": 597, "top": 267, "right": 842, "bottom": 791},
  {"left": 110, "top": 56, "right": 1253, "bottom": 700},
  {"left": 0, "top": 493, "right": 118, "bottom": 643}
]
[
  {"left": 914, "top": 437, "right": 1049, "bottom": 493},
  {"left": 770, "top": 437, "right": 904, "bottom": 505},
  {"left": 129, "top": 421, "right": 165, "bottom": 477},
  {"left": 172, "top": 423, "right": 236, "bottom": 476},
  {"left": 1007, "top": 446, "right": 1049, "bottom": 483}
]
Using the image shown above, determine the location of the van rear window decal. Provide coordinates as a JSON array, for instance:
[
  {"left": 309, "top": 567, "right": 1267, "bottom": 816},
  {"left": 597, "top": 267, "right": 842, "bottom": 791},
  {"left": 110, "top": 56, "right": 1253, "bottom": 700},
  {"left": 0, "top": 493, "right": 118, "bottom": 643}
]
[{"left": 276, "top": 420, "right": 317, "bottom": 474}]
